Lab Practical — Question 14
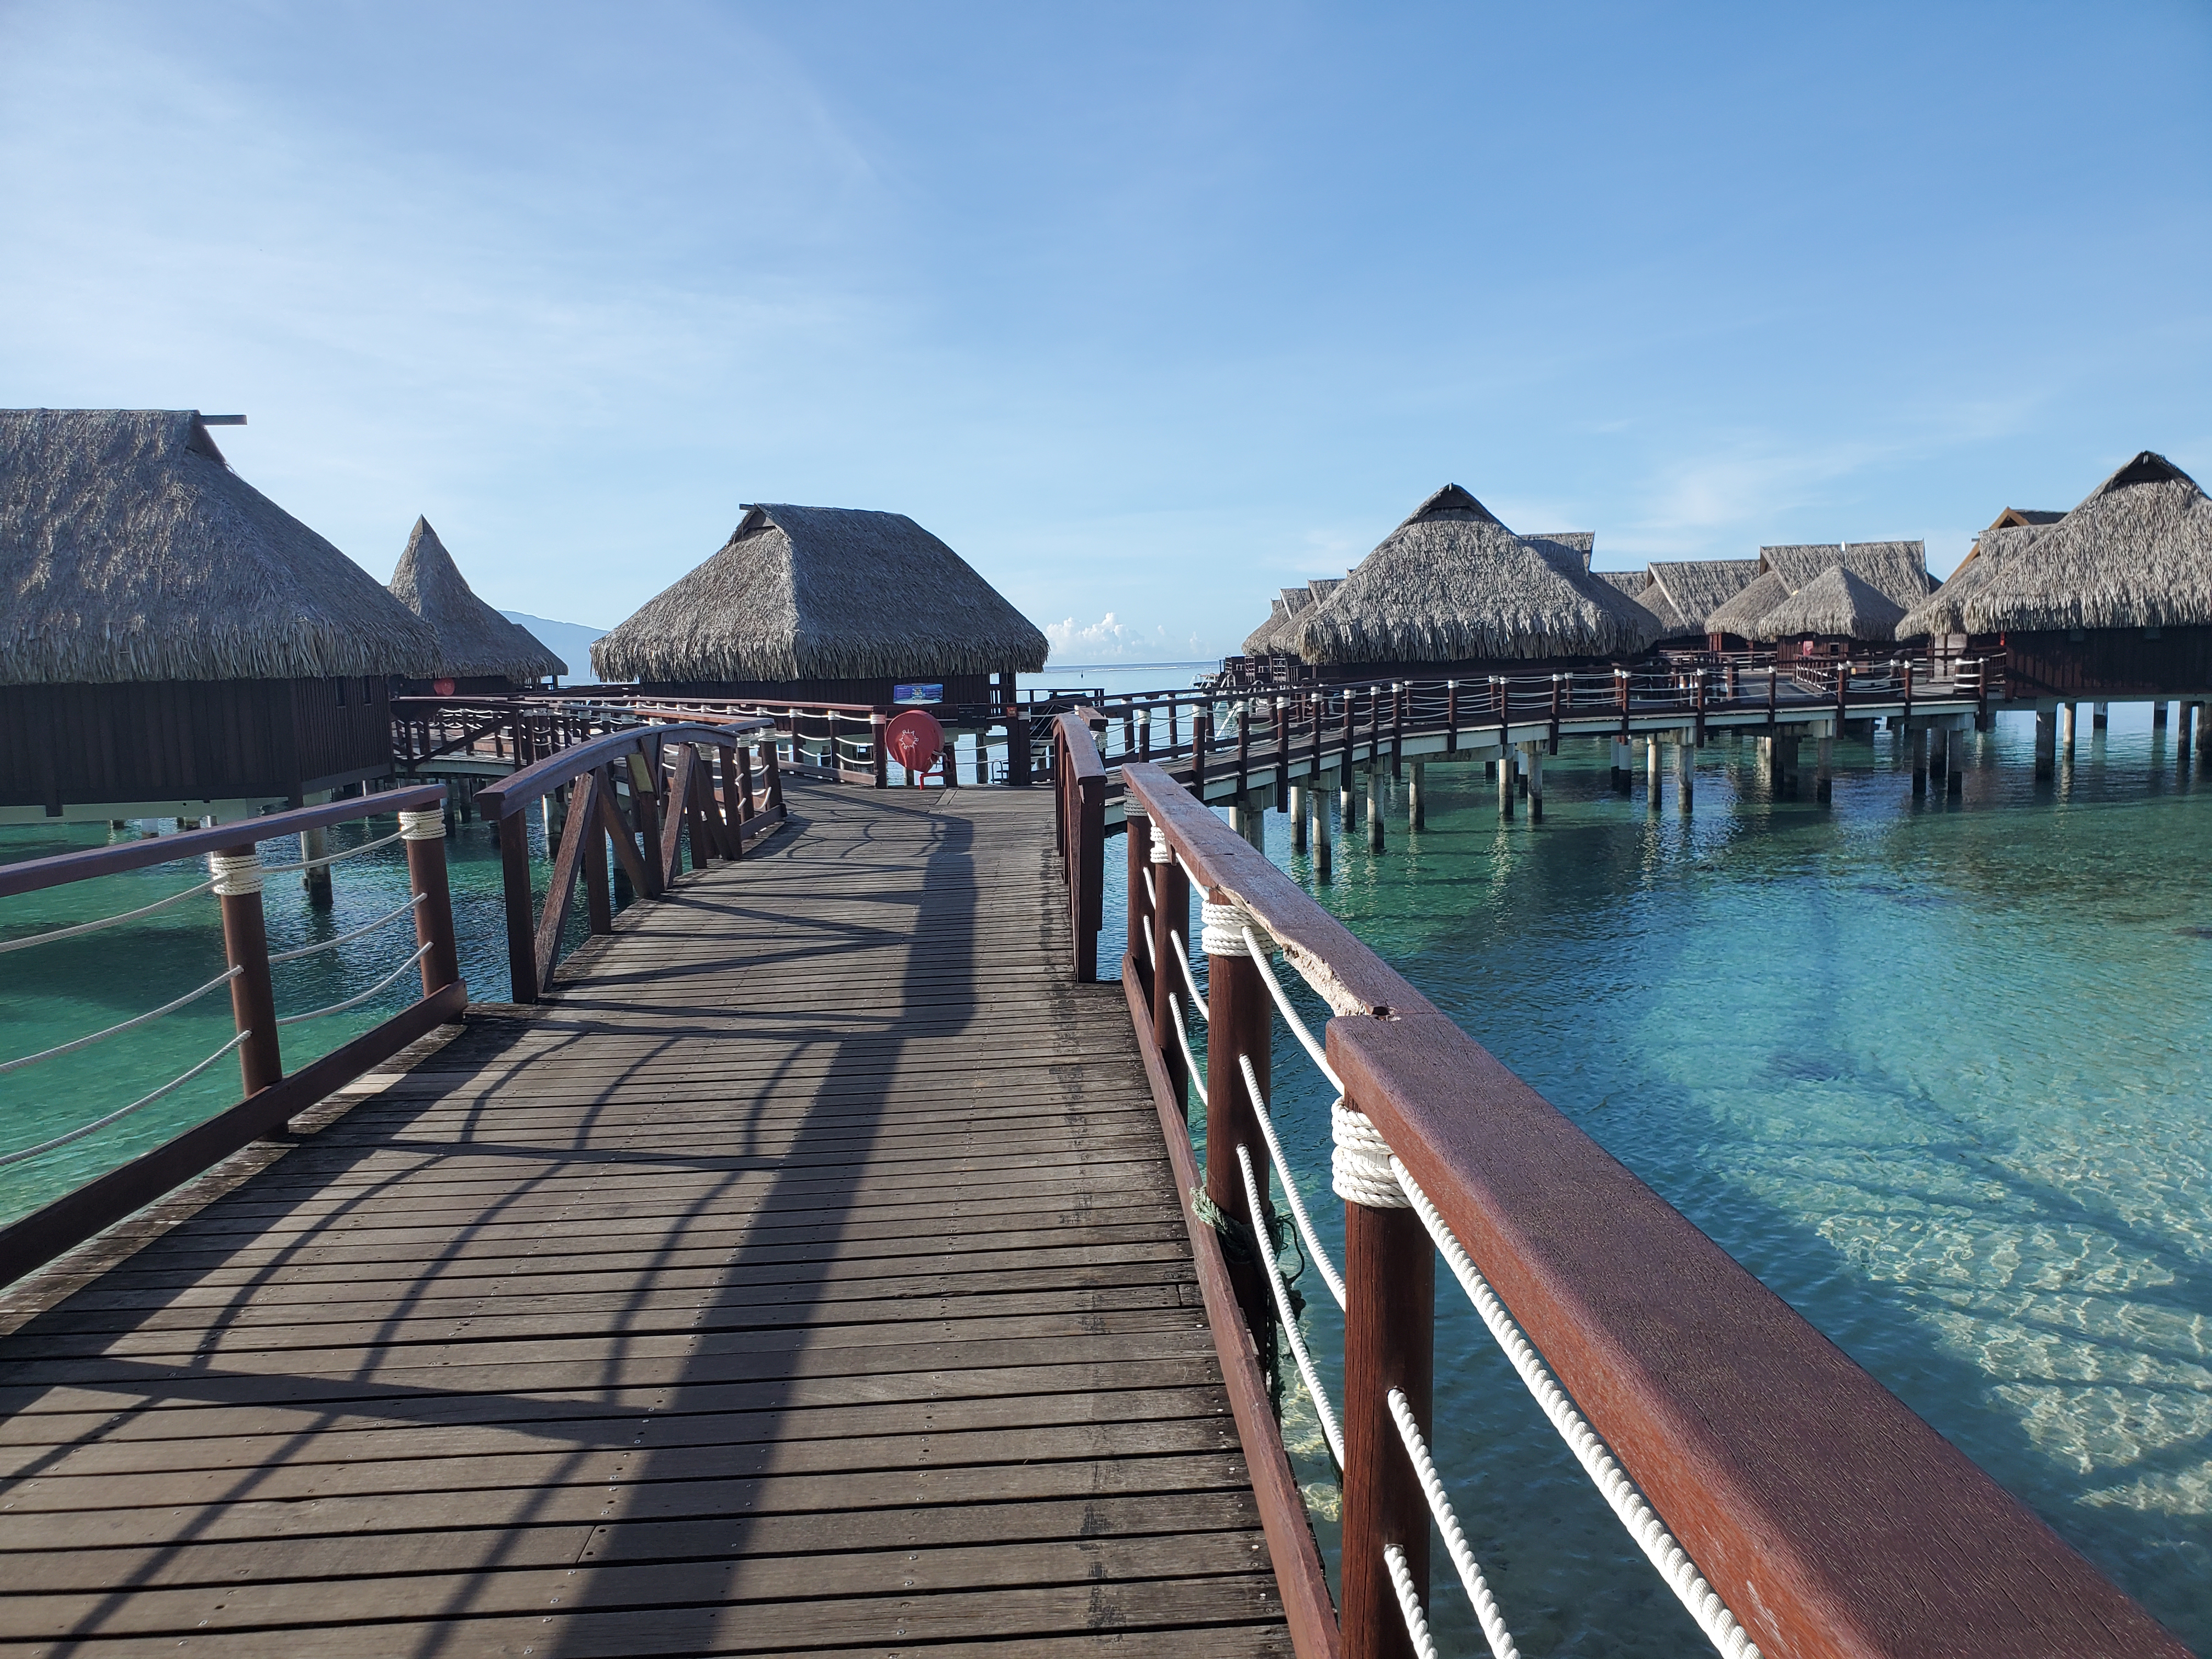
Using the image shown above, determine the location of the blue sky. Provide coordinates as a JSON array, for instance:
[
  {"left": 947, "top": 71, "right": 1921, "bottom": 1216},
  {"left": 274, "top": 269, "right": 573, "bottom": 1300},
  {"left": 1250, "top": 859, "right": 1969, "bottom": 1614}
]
[{"left": 3, "top": 2, "right": 2207, "bottom": 662}]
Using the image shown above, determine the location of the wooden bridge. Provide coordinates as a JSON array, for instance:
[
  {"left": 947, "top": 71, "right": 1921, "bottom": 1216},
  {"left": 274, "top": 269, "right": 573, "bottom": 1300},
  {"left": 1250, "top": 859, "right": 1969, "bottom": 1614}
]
[{"left": 0, "top": 712, "right": 2190, "bottom": 1657}]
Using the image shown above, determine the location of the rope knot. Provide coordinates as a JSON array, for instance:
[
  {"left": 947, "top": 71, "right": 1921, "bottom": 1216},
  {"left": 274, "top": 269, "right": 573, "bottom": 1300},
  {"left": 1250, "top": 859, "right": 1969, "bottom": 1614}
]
[
  {"left": 1331, "top": 1097, "right": 1409, "bottom": 1209},
  {"left": 1200, "top": 898, "right": 1254, "bottom": 957},
  {"left": 1149, "top": 835, "right": 1176, "bottom": 864},
  {"left": 398, "top": 808, "right": 447, "bottom": 841},
  {"left": 206, "top": 853, "right": 263, "bottom": 896}
]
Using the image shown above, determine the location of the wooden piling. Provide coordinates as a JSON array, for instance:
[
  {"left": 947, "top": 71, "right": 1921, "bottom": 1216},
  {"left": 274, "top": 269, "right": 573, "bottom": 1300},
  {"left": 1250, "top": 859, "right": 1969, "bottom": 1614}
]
[
  {"left": 2093, "top": 701, "right": 2109, "bottom": 731},
  {"left": 1366, "top": 779, "right": 1385, "bottom": 851},
  {"left": 1911, "top": 725, "right": 1928, "bottom": 794},
  {"left": 2060, "top": 702, "right": 2076, "bottom": 757},
  {"left": 1498, "top": 746, "right": 1515, "bottom": 820},
  {"left": 1526, "top": 742, "right": 1544, "bottom": 823},
  {"left": 1339, "top": 1197, "right": 1435, "bottom": 1659},
  {"left": 300, "top": 825, "right": 332, "bottom": 907},
  {"left": 2035, "top": 707, "right": 2058, "bottom": 779},
  {"left": 1816, "top": 734, "right": 1833, "bottom": 803},
  {"left": 1312, "top": 770, "right": 1333, "bottom": 881},
  {"left": 1646, "top": 734, "right": 1661, "bottom": 809},
  {"left": 214, "top": 847, "right": 283, "bottom": 1099},
  {"left": 1408, "top": 762, "right": 1424, "bottom": 829},
  {"left": 1674, "top": 731, "right": 1691, "bottom": 812},
  {"left": 1289, "top": 785, "right": 1307, "bottom": 851},
  {"left": 1948, "top": 726, "right": 1965, "bottom": 796},
  {"left": 2154, "top": 701, "right": 2170, "bottom": 730}
]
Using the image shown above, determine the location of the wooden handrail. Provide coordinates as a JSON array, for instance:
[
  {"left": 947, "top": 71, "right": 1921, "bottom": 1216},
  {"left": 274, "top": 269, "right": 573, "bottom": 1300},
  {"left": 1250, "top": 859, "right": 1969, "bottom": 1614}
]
[
  {"left": 1104, "top": 759, "right": 2184, "bottom": 1659},
  {"left": 0, "top": 789, "right": 467, "bottom": 1285},
  {"left": 1049, "top": 710, "right": 1107, "bottom": 981}
]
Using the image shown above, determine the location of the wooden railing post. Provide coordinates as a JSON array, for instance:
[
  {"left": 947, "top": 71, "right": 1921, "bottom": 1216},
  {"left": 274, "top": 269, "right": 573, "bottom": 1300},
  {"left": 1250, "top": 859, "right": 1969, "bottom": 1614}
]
[
  {"left": 1193, "top": 705, "right": 1211, "bottom": 797},
  {"left": 628, "top": 746, "right": 664, "bottom": 899},
  {"left": 1274, "top": 696, "right": 1290, "bottom": 811},
  {"left": 1203, "top": 897, "right": 1274, "bottom": 1343},
  {"left": 1126, "top": 803, "right": 1154, "bottom": 998},
  {"left": 496, "top": 810, "right": 538, "bottom": 1005},
  {"left": 399, "top": 806, "right": 461, "bottom": 995},
  {"left": 1336, "top": 1074, "right": 1435, "bottom": 1659},
  {"left": 872, "top": 710, "right": 890, "bottom": 788},
  {"left": 212, "top": 844, "right": 284, "bottom": 1096},
  {"left": 1077, "top": 765, "right": 1104, "bottom": 982}
]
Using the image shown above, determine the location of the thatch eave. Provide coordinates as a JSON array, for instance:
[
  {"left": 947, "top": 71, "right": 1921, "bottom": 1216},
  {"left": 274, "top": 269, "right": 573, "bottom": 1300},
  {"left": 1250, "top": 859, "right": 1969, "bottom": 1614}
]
[{"left": 389, "top": 517, "right": 564, "bottom": 683}]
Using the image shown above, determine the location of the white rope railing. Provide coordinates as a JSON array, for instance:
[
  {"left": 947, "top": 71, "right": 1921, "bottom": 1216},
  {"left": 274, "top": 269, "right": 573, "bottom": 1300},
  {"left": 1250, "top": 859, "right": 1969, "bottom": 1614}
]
[
  {"left": 1391, "top": 1158, "right": 1760, "bottom": 1659},
  {"left": 1237, "top": 1143, "right": 1344, "bottom": 1466},
  {"left": 1389, "top": 1386, "right": 1521, "bottom": 1659},
  {"left": 1169, "top": 930, "right": 1207, "bottom": 1020},
  {"left": 0, "top": 876, "right": 216, "bottom": 956},
  {"left": 1239, "top": 1054, "right": 1343, "bottom": 1308},
  {"left": 1239, "top": 922, "right": 1341, "bottom": 1088},
  {"left": 275, "top": 942, "right": 432, "bottom": 1028},
  {"left": 0, "top": 1030, "right": 252, "bottom": 1168},
  {"left": 1166, "top": 992, "right": 1207, "bottom": 1106},
  {"left": 1141, "top": 866, "right": 1157, "bottom": 909},
  {"left": 0, "top": 966, "right": 242, "bottom": 1076},
  {"left": 1385, "top": 1543, "right": 1440, "bottom": 1659},
  {"left": 262, "top": 825, "right": 408, "bottom": 874},
  {"left": 266, "top": 894, "right": 424, "bottom": 964}
]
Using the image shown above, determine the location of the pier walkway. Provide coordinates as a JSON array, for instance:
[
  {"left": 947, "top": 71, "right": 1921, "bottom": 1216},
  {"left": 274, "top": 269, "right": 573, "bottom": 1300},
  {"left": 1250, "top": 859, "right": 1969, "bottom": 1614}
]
[{"left": 0, "top": 785, "right": 1290, "bottom": 1656}]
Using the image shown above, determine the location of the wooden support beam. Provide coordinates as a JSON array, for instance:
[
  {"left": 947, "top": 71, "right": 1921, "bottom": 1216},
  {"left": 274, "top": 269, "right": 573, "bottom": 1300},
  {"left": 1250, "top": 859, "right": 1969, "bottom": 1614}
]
[{"left": 1408, "top": 761, "right": 1425, "bottom": 829}]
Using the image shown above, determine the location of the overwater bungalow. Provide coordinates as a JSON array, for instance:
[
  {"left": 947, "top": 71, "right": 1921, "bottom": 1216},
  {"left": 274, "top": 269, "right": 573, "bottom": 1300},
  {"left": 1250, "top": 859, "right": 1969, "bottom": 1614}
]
[
  {"left": 1704, "top": 568, "right": 1790, "bottom": 648},
  {"left": 1896, "top": 450, "right": 2212, "bottom": 697},
  {"left": 1751, "top": 565, "right": 1908, "bottom": 660},
  {"left": 590, "top": 503, "right": 1047, "bottom": 709},
  {"left": 388, "top": 516, "right": 563, "bottom": 696},
  {"left": 0, "top": 409, "right": 437, "bottom": 825},
  {"left": 1289, "top": 485, "right": 1658, "bottom": 679},
  {"left": 1700, "top": 543, "right": 1930, "bottom": 652}
]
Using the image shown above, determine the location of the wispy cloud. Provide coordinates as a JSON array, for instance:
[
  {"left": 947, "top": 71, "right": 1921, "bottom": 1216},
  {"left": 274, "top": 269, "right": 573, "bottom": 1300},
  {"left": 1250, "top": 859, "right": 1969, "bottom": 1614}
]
[{"left": 1043, "top": 613, "right": 1200, "bottom": 663}]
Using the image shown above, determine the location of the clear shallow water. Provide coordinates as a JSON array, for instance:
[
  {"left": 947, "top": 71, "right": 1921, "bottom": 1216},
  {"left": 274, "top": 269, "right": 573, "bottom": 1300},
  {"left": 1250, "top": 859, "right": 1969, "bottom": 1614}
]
[{"left": 1114, "top": 704, "right": 2210, "bottom": 1654}]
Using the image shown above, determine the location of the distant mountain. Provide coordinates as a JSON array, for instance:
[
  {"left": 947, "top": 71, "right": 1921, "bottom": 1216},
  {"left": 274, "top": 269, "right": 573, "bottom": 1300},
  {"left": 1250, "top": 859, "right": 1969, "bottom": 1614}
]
[{"left": 500, "top": 611, "right": 609, "bottom": 682}]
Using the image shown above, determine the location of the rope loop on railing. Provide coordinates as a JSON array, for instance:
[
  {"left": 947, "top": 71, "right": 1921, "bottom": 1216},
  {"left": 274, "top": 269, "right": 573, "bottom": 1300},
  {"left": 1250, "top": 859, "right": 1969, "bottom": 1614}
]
[
  {"left": 208, "top": 851, "right": 264, "bottom": 895},
  {"left": 0, "top": 1030, "right": 252, "bottom": 1169},
  {"left": 1237, "top": 1143, "right": 1345, "bottom": 1468},
  {"left": 0, "top": 876, "right": 217, "bottom": 956},
  {"left": 1239, "top": 1054, "right": 1344, "bottom": 1307},
  {"left": 1385, "top": 1543, "right": 1441, "bottom": 1659},
  {"left": 0, "top": 965, "right": 242, "bottom": 1076},
  {"left": 398, "top": 808, "right": 446, "bottom": 840},
  {"left": 1332, "top": 1097, "right": 1409, "bottom": 1210},
  {"left": 1200, "top": 898, "right": 1252, "bottom": 957},
  {"left": 275, "top": 942, "right": 433, "bottom": 1028},
  {"left": 1150, "top": 834, "right": 1176, "bottom": 865}
]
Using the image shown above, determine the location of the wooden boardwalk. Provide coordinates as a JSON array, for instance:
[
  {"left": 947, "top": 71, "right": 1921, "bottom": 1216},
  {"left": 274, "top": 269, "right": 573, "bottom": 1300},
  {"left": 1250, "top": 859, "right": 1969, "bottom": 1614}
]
[{"left": 0, "top": 783, "right": 1291, "bottom": 1656}]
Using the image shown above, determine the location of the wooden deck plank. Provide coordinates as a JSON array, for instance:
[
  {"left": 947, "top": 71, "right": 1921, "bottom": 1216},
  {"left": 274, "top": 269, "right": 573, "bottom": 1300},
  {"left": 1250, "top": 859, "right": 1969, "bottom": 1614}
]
[{"left": 0, "top": 782, "right": 1290, "bottom": 1652}]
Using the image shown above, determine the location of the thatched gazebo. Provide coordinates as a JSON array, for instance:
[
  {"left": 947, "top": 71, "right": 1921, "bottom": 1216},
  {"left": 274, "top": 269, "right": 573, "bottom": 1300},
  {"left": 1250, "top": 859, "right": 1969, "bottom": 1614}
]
[
  {"left": 591, "top": 503, "right": 1047, "bottom": 708},
  {"left": 1753, "top": 566, "right": 1908, "bottom": 659},
  {"left": 1704, "top": 569, "right": 1790, "bottom": 648},
  {"left": 1, "top": 409, "right": 438, "bottom": 823},
  {"left": 1289, "top": 486, "right": 1658, "bottom": 678},
  {"left": 1896, "top": 451, "right": 2212, "bottom": 697},
  {"left": 388, "top": 517, "right": 563, "bottom": 695}
]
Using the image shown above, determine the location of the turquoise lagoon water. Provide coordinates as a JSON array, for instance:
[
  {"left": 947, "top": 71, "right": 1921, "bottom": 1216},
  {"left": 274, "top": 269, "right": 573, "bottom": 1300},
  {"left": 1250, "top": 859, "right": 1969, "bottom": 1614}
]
[{"left": 1116, "top": 704, "right": 2210, "bottom": 1655}]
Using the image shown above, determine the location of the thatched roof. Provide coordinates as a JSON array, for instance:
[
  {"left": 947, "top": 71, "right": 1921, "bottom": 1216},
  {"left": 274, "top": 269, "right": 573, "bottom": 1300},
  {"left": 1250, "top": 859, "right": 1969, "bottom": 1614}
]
[
  {"left": 1753, "top": 566, "right": 1906, "bottom": 642},
  {"left": 1631, "top": 582, "right": 1694, "bottom": 637},
  {"left": 389, "top": 517, "right": 563, "bottom": 683},
  {"left": 1594, "top": 569, "right": 1650, "bottom": 596},
  {"left": 591, "top": 504, "right": 1048, "bottom": 683},
  {"left": 1760, "top": 540, "right": 1931, "bottom": 610},
  {"left": 1646, "top": 558, "right": 1762, "bottom": 629},
  {"left": 1525, "top": 532, "right": 1595, "bottom": 570},
  {"left": 1242, "top": 579, "right": 1342, "bottom": 656},
  {"left": 1242, "top": 597, "right": 1293, "bottom": 656},
  {"left": 1704, "top": 568, "right": 1790, "bottom": 636},
  {"left": 1291, "top": 485, "right": 1658, "bottom": 664},
  {"left": 0, "top": 408, "right": 439, "bottom": 685},
  {"left": 1898, "top": 452, "right": 2212, "bottom": 639}
]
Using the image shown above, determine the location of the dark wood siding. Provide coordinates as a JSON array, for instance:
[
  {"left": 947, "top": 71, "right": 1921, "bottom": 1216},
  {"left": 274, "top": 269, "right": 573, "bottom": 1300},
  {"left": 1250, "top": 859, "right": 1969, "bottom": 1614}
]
[
  {"left": 0, "top": 680, "right": 392, "bottom": 811},
  {"left": 1997, "top": 628, "right": 2212, "bottom": 697},
  {"left": 630, "top": 673, "right": 995, "bottom": 708}
]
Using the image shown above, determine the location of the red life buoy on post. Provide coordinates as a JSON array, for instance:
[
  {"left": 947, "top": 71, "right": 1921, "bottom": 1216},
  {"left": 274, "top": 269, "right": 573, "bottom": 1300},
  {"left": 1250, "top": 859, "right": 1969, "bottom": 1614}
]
[{"left": 884, "top": 709, "right": 945, "bottom": 783}]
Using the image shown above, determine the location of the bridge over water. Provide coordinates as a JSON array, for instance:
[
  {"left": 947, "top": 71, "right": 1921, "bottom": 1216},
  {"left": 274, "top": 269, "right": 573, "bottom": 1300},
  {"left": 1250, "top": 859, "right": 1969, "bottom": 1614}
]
[{"left": 0, "top": 710, "right": 2188, "bottom": 1657}]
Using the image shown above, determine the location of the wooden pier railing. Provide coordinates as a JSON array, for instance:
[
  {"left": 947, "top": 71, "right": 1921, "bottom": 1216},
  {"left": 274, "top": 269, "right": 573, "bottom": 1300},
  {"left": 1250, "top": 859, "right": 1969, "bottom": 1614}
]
[
  {"left": 1051, "top": 713, "right": 2184, "bottom": 1659},
  {"left": 0, "top": 787, "right": 465, "bottom": 1284},
  {"left": 471, "top": 719, "right": 784, "bottom": 1005}
]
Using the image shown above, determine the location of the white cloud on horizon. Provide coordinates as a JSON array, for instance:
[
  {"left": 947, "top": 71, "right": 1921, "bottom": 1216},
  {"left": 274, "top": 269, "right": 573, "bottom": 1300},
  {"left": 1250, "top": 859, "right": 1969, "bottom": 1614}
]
[{"left": 1043, "top": 612, "right": 1206, "bottom": 664}]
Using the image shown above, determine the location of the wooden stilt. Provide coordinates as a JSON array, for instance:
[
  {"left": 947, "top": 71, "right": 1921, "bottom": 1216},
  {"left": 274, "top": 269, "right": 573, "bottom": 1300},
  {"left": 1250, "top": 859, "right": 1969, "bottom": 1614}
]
[
  {"left": 2092, "top": 701, "right": 2109, "bottom": 731},
  {"left": 1930, "top": 725, "right": 1948, "bottom": 791},
  {"left": 1675, "top": 731, "right": 1692, "bottom": 812},
  {"left": 1911, "top": 725, "right": 1928, "bottom": 794},
  {"left": 2154, "top": 701, "right": 2170, "bottom": 730},
  {"left": 2060, "top": 702, "right": 2077, "bottom": 756},
  {"left": 1646, "top": 734, "right": 1661, "bottom": 809},
  {"left": 1948, "top": 726, "right": 1965, "bottom": 797},
  {"left": 1408, "top": 762, "right": 1424, "bottom": 829},
  {"left": 1816, "top": 735, "right": 1833, "bottom": 803},
  {"left": 1289, "top": 785, "right": 1307, "bottom": 851},
  {"left": 1367, "top": 780, "right": 1385, "bottom": 850},
  {"left": 1498, "top": 748, "right": 1515, "bottom": 821},
  {"left": 1526, "top": 743, "right": 1544, "bottom": 823},
  {"left": 300, "top": 825, "right": 333, "bottom": 907},
  {"left": 1312, "top": 772, "right": 1333, "bottom": 880},
  {"left": 2035, "top": 707, "right": 2057, "bottom": 780}
]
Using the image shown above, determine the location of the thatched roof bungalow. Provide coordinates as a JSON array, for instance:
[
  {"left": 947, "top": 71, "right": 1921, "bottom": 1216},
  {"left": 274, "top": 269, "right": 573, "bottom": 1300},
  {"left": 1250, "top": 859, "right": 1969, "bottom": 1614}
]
[
  {"left": 388, "top": 517, "right": 563, "bottom": 695},
  {"left": 1760, "top": 541, "right": 1932, "bottom": 611},
  {"left": 1896, "top": 451, "right": 2212, "bottom": 697},
  {"left": 1594, "top": 569, "right": 1649, "bottom": 597},
  {"left": 1703, "top": 569, "right": 1790, "bottom": 647},
  {"left": 1, "top": 408, "right": 437, "bottom": 822},
  {"left": 1289, "top": 486, "right": 1658, "bottom": 678},
  {"left": 1753, "top": 566, "right": 1908, "bottom": 659},
  {"left": 591, "top": 504, "right": 1047, "bottom": 709}
]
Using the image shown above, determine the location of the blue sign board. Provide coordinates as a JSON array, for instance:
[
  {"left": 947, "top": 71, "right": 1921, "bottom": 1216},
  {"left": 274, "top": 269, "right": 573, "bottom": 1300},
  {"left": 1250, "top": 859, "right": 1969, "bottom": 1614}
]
[{"left": 893, "top": 683, "right": 944, "bottom": 705}]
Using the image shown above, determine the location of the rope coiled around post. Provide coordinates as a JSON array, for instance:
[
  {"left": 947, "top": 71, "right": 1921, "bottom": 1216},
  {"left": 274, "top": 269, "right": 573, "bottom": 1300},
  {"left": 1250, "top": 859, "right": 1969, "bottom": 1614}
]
[
  {"left": 208, "top": 852, "right": 263, "bottom": 895},
  {"left": 398, "top": 808, "right": 446, "bottom": 840},
  {"left": 1200, "top": 898, "right": 1251, "bottom": 957},
  {"left": 1331, "top": 1098, "right": 1409, "bottom": 1210}
]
